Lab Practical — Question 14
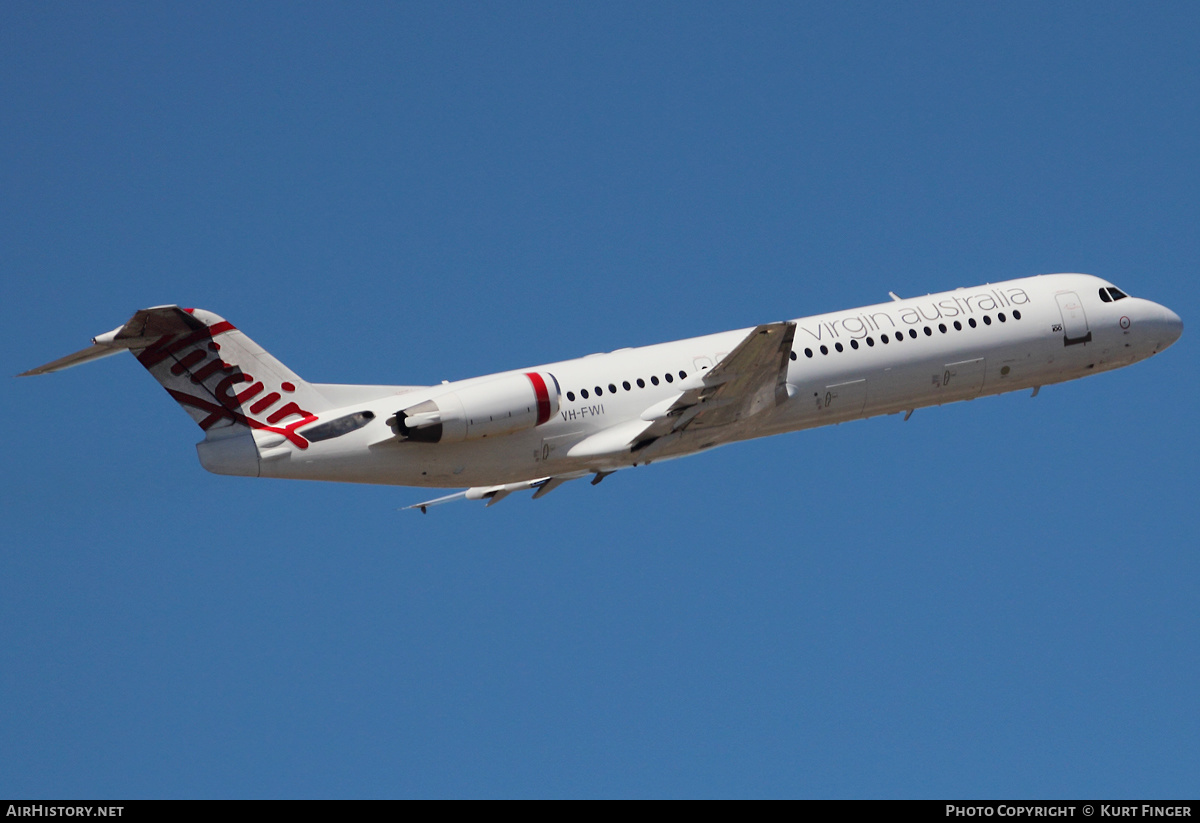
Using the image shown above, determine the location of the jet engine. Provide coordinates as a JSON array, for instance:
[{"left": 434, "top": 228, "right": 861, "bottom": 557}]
[{"left": 390, "top": 372, "right": 560, "bottom": 444}]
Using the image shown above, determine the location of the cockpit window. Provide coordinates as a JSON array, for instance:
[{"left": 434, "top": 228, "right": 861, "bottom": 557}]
[
  {"left": 1100, "top": 287, "right": 1129, "bottom": 303},
  {"left": 302, "top": 411, "right": 375, "bottom": 443}
]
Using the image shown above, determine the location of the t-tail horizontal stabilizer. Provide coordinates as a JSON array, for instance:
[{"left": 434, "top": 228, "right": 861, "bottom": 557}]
[
  {"left": 17, "top": 319, "right": 148, "bottom": 376},
  {"left": 19, "top": 305, "right": 341, "bottom": 451}
]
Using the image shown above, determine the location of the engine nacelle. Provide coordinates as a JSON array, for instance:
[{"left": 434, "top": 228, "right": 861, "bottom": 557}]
[{"left": 390, "top": 372, "right": 560, "bottom": 444}]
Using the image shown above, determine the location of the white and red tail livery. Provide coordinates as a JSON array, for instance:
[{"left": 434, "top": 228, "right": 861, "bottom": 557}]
[{"left": 21, "top": 274, "right": 1182, "bottom": 511}]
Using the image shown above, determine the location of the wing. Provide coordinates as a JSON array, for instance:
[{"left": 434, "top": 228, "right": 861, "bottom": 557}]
[
  {"left": 631, "top": 320, "right": 796, "bottom": 447},
  {"left": 404, "top": 471, "right": 598, "bottom": 513}
]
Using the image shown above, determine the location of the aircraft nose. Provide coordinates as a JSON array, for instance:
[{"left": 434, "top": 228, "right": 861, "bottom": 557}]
[
  {"left": 1160, "top": 305, "right": 1183, "bottom": 349},
  {"left": 1149, "top": 303, "right": 1183, "bottom": 351}
]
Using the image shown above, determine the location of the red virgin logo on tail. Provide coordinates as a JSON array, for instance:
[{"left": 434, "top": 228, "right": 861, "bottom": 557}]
[{"left": 138, "top": 323, "right": 317, "bottom": 449}]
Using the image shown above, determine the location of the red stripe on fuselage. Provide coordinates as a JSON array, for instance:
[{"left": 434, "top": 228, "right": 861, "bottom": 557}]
[{"left": 525, "top": 372, "right": 551, "bottom": 425}]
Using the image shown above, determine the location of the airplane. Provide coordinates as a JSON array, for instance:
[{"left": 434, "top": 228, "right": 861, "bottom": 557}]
[{"left": 20, "top": 273, "right": 1182, "bottom": 511}]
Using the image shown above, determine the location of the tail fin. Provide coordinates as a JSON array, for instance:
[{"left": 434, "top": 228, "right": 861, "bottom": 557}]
[{"left": 22, "top": 305, "right": 331, "bottom": 449}]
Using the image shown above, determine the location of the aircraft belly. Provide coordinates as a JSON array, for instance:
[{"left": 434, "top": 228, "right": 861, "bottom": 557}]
[{"left": 258, "top": 427, "right": 558, "bottom": 488}]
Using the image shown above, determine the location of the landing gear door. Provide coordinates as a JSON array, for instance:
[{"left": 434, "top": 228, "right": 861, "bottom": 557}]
[{"left": 1055, "top": 292, "right": 1092, "bottom": 346}]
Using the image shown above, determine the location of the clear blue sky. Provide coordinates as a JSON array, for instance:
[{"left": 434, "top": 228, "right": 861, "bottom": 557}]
[{"left": 2, "top": 2, "right": 1197, "bottom": 798}]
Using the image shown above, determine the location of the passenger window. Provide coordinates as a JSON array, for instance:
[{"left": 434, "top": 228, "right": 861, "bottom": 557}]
[
  {"left": 608, "top": 384, "right": 617, "bottom": 393},
  {"left": 909, "top": 329, "right": 918, "bottom": 339},
  {"left": 835, "top": 342, "right": 844, "bottom": 352},
  {"left": 1013, "top": 310, "right": 1022, "bottom": 320},
  {"left": 850, "top": 339, "right": 859, "bottom": 350},
  {"left": 665, "top": 373, "right": 674, "bottom": 383},
  {"left": 581, "top": 389, "right": 589, "bottom": 399},
  {"left": 820, "top": 345, "right": 829, "bottom": 355},
  {"left": 866, "top": 337, "right": 874, "bottom": 346},
  {"left": 637, "top": 378, "right": 646, "bottom": 388},
  {"left": 805, "top": 348, "right": 814, "bottom": 358},
  {"left": 983, "top": 315, "right": 992, "bottom": 325},
  {"left": 651, "top": 376, "right": 659, "bottom": 386},
  {"left": 954, "top": 321, "right": 962, "bottom": 331},
  {"left": 790, "top": 351, "right": 797, "bottom": 361},
  {"left": 938, "top": 323, "right": 947, "bottom": 333},
  {"left": 567, "top": 391, "right": 575, "bottom": 402},
  {"left": 622, "top": 381, "right": 631, "bottom": 391},
  {"left": 968, "top": 318, "right": 977, "bottom": 328}
]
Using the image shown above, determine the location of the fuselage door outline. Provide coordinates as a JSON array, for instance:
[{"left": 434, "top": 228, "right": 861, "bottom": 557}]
[{"left": 1055, "top": 291, "right": 1092, "bottom": 346}]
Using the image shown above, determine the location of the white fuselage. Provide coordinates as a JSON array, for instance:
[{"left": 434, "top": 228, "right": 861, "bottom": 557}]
[{"left": 253, "top": 273, "right": 1181, "bottom": 489}]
